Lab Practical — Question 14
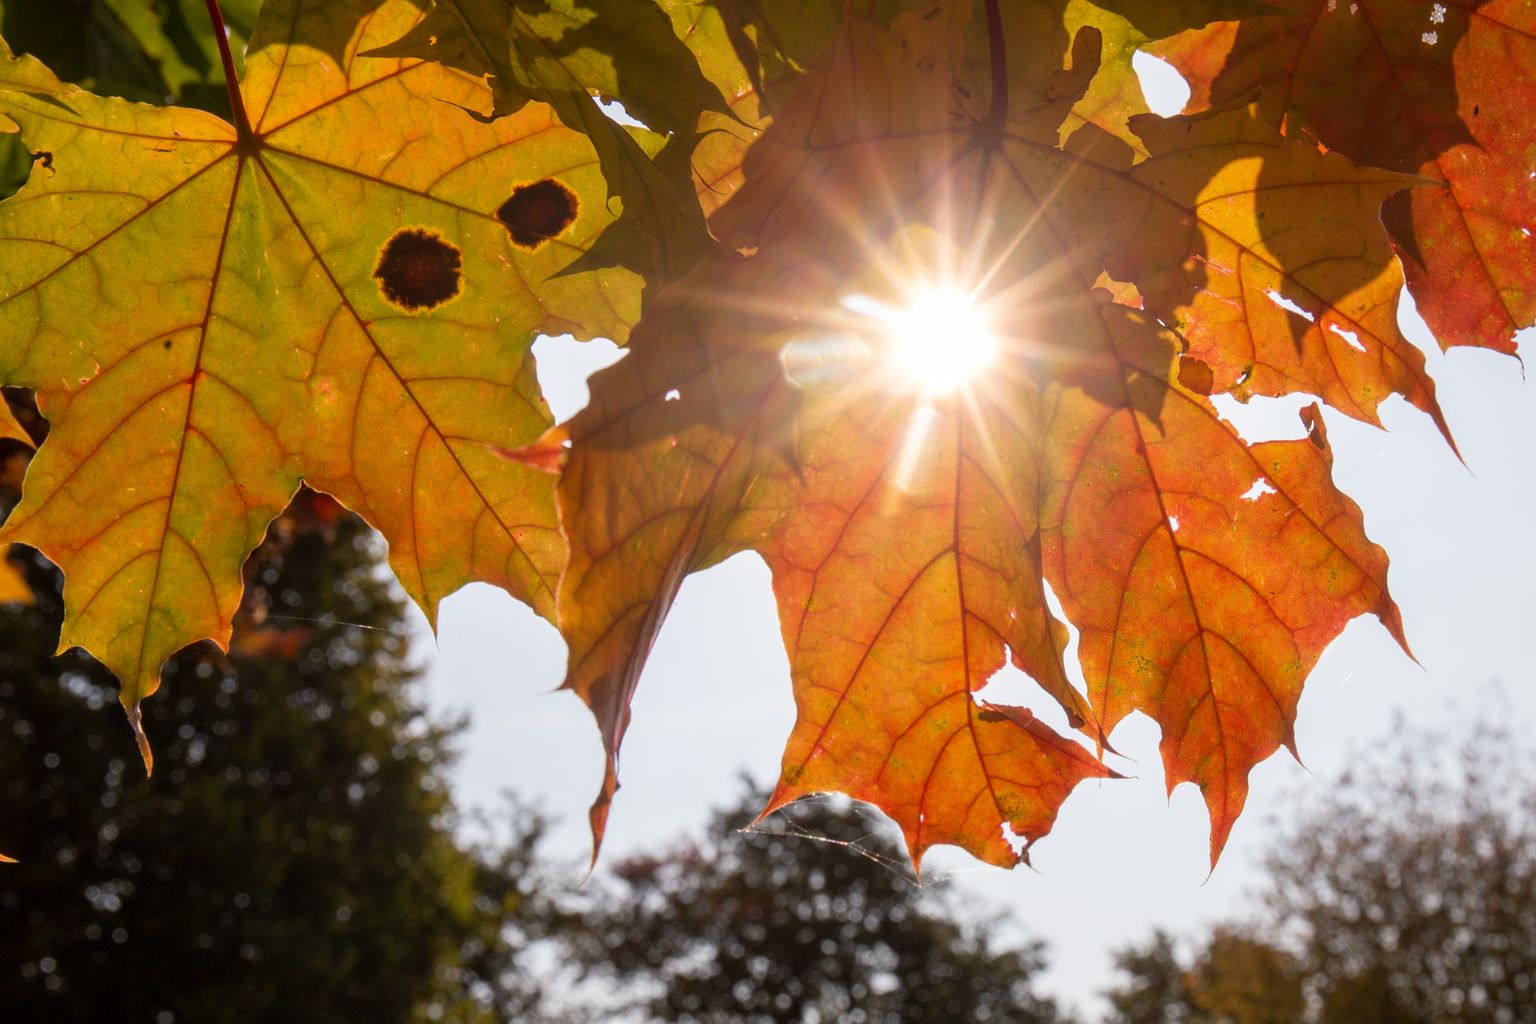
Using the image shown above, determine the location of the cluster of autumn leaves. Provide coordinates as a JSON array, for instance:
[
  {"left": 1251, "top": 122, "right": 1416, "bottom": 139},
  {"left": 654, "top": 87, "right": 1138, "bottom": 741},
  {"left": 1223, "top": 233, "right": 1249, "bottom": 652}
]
[{"left": 0, "top": 0, "right": 1527, "bottom": 869}]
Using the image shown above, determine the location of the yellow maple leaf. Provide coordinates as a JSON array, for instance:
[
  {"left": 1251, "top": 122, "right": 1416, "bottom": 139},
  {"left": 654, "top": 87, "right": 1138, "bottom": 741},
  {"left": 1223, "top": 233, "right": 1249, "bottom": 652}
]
[{"left": 0, "top": 0, "right": 642, "bottom": 764}]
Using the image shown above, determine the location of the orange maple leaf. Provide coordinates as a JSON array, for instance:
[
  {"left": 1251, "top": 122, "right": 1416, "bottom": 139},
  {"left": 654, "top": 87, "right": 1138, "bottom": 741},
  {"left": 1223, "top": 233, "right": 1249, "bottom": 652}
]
[
  {"left": 1152, "top": 0, "right": 1536, "bottom": 353},
  {"left": 549, "top": 3, "right": 1414, "bottom": 868}
]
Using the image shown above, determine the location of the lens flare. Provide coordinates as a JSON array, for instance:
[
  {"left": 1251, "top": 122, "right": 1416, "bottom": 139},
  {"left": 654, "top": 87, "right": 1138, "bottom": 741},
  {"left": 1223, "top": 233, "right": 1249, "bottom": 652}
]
[{"left": 880, "top": 287, "right": 999, "bottom": 395}]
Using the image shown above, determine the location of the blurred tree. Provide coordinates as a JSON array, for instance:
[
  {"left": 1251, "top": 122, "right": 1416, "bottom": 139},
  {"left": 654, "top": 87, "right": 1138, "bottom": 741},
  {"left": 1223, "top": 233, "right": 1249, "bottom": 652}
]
[
  {"left": 565, "top": 785, "right": 1073, "bottom": 1024},
  {"left": 1104, "top": 931, "right": 1196, "bottom": 1024},
  {"left": 1103, "top": 928, "right": 1304, "bottom": 1024},
  {"left": 0, "top": 480, "right": 554, "bottom": 1024},
  {"left": 1185, "top": 930, "right": 1304, "bottom": 1024},
  {"left": 1104, "top": 705, "right": 1536, "bottom": 1024}
]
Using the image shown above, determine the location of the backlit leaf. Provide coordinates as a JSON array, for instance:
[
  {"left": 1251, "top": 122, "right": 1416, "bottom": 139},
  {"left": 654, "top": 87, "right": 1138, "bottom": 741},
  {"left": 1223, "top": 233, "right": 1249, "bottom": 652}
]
[
  {"left": 1062, "top": 107, "right": 1444, "bottom": 433},
  {"left": 1151, "top": 0, "right": 1536, "bottom": 352},
  {"left": 368, "top": 0, "right": 729, "bottom": 285},
  {"left": 2, "top": 0, "right": 1523, "bottom": 877},
  {"left": 986, "top": 0, "right": 1280, "bottom": 156},
  {"left": 551, "top": 2, "right": 1411, "bottom": 865},
  {"left": 0, "top": 0, "right": 638, "bottom": 756}
]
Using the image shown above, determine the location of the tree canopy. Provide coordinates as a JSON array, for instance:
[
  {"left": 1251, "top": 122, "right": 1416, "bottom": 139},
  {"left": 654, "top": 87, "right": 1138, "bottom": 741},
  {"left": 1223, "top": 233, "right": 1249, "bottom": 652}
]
[
  {"left": 1104, "top": 704, "right": 1536, "bottom": 1024},
  {"left": 0, "top": 482, "right": 547, "bottom": 1023},
  {"left": 567, "top": 785, "right": 1070, "bottom": 1024}
]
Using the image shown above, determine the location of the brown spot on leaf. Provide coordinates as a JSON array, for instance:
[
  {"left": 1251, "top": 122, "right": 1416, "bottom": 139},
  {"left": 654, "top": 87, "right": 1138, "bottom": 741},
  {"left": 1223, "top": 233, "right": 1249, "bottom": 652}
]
[
  {"left": 374, "top": 228, "right": 462, "bottom": 312},
  {"left": 496, "top": 179, "right": 578, "bottom": 249}
]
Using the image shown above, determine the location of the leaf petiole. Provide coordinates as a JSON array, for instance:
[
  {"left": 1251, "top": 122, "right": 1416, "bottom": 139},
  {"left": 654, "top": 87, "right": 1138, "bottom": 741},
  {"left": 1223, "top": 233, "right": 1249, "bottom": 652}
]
[
  {"left": 203, "top": 0, "right": 256, "bottom": 145},
  {"left": 981, "top": 0, "right": 1008, "bottom": 135}
]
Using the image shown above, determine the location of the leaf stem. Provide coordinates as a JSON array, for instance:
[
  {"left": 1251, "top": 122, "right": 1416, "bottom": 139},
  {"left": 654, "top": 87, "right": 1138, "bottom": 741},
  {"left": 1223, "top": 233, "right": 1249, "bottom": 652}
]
[
  {"left": 203, "top": 0, "right": 255, "bottom": 144},
  {"left": 982, "top": 0, "right": 1008, "bottom": 135}
]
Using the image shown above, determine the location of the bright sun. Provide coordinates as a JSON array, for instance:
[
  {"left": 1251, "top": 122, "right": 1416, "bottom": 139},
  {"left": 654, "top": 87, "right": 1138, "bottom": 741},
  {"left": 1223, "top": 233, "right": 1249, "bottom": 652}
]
[{"left": 880, "top": 286, "right": 1000, "bottom": 396}]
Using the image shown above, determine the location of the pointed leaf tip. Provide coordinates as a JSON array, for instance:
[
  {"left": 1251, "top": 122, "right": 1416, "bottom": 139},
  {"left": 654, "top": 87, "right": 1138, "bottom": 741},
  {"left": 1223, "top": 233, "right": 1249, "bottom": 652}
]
[
  {"left": 495, "top": 426, "right": 569, "bottom": 475},
  {"left": 125, "top": 701, "right": 153, "bottom": 777},
  {"left": 585, "top": 758, "right": 620, "bottom": 876}
]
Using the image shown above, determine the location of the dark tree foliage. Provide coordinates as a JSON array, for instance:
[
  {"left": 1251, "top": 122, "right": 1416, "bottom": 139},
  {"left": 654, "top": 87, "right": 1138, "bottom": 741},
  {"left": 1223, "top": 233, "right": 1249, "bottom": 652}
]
[
  {"left": 0, "top": 0, "right": 260, "bottom": 112},
  {"left": 1104, "top": 706, "right": 1536, "bottom": 1024},
  {"left": 0, "top": 481, "right": 546, "bottom": 1024},
  {"left": 1104, "top": 931, "right": 1194, "bottom": 1024},
  {"left": 0, "top": 0, "right": 263, "bottom": 199},
  {"left": 566, "top": 785, "right": 1072, "bottom": 1024}
]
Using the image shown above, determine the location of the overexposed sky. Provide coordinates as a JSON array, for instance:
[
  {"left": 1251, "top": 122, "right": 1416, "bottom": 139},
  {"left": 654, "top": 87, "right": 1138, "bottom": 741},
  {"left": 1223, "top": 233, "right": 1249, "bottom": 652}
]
[{"left": 413, "top": 56, "right": 1536, "bottom": 1017}]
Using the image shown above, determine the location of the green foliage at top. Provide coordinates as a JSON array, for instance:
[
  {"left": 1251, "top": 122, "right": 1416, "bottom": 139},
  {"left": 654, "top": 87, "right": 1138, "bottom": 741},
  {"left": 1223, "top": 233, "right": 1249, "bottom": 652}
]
[{"left": 0, "top": 0, "right": 260, "bottom": 110}]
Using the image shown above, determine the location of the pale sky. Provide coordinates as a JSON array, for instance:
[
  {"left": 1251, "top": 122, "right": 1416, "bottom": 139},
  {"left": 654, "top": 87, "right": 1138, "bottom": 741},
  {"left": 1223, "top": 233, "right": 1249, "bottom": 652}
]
[{"left": 412, "top": 57, "right": 1536, "bottom": 1017}]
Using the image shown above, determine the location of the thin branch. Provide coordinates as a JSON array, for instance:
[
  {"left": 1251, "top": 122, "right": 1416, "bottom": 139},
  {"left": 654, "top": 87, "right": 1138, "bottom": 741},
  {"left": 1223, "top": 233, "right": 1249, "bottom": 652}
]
[{"left": 203, "top": 0, "right": 256, "bottom": 144}]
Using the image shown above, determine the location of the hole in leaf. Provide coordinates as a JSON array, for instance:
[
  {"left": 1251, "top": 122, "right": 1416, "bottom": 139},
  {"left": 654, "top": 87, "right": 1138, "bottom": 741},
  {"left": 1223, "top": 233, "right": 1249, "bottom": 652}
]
[
  {"left": 1131, "top": 50, "right": 1190, "bottom": 117},
  {"left": 1328, "top": 322, "right": 1367, "bottom": 352},
  {"left": 1264, "top": 289, "right": 1315, "bottom": 322},
  {"left": 999, "top": 820, "right": 1029, "bottom": 858},
  {"left": 532, "top": 334, "right": 627, "bottom": 424},
  {"left": 972, "top": 643, "right": 1083, "bottom": 735},
  {"left": 373, "top": 228, "right": 462, "bottom": 312},
  {"left": 1209, "top": 392, "right": 1320, "bottom": 443},
  {"left": 496, "top": 179, "right": 579, "bottom": 250},
  {"left": 1240, "top": 477, "right": 1277, "bottom": 501}
]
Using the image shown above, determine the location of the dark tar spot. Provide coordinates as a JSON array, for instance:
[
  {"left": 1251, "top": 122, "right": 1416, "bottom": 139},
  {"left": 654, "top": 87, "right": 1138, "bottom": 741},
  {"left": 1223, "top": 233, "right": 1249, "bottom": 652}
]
[
  {"left": 496, "top": 179, "right": 579, "bottom": 250},
  {"left": 163, "top": 340, "right": 172, "bottom": 350},
  {"left": 373, "top": 228, "right": 463, "bottom": 312},
  {"left": 32, "top": 151, "right": 53, "bottom": 172}
]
